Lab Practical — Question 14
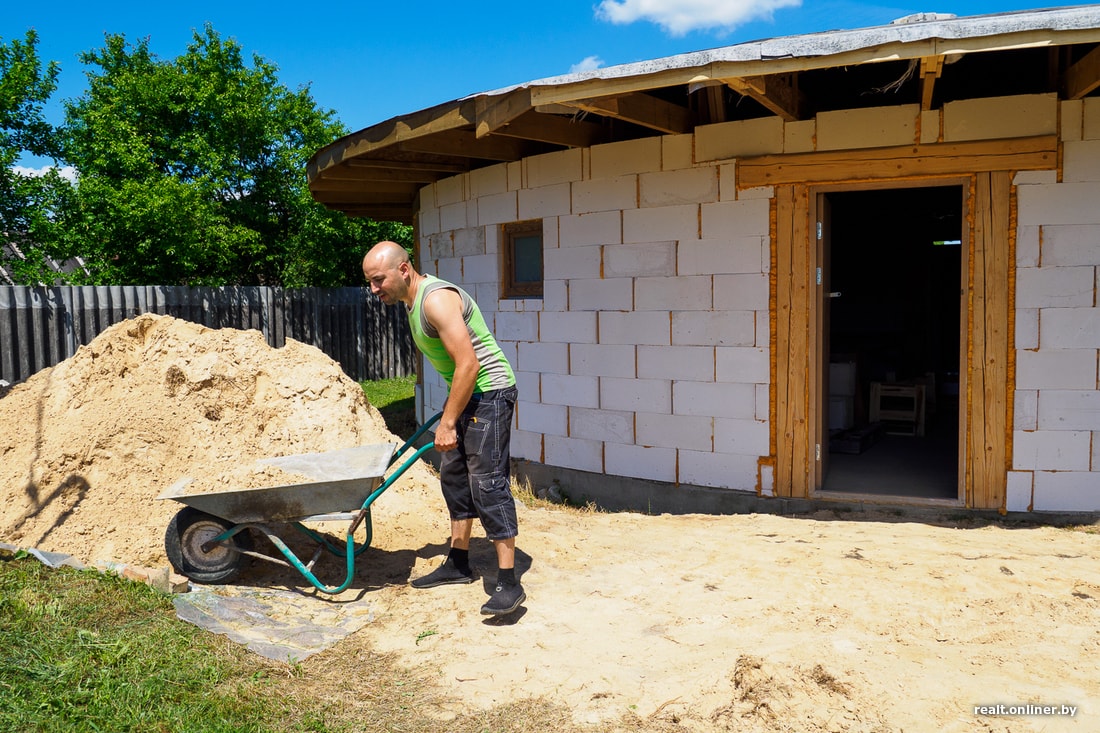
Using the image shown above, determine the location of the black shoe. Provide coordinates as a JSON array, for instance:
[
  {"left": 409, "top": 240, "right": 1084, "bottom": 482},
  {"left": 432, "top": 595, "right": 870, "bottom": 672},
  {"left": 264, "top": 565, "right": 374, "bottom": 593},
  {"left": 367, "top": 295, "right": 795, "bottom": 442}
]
[
  {"left": 410, "top": 559, "right": 474, "bottom": 589},
  {"left": 481, "top": 582, "right": 526, "bottom": 615}
]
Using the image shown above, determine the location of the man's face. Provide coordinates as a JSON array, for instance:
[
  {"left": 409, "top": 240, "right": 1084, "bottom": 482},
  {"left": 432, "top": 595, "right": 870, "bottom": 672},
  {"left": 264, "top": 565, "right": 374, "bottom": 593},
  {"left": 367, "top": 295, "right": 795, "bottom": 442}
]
[{"left": 363, "top": 258, "right": 405, "bottom": 305}]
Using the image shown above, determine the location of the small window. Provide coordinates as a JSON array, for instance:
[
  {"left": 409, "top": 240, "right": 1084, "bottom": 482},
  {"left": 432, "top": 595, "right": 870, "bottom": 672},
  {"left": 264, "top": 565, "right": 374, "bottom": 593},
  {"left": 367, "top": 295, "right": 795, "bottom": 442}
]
[{"left": 501, "top": 220, "right": 543, "bottom": 299}]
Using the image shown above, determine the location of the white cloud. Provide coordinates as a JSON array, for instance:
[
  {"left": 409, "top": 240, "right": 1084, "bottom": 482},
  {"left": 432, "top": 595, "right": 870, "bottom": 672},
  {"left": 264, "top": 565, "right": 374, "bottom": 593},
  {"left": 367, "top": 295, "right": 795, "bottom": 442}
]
[
  {"left": 596, "top": 0, "right": 802, "bottom": 36},
  {"left": 570, "top": 55, "right": 605, "bottom": 74},
  {"left": 13, "top": 164, "right": 77, "bottom": 182}
]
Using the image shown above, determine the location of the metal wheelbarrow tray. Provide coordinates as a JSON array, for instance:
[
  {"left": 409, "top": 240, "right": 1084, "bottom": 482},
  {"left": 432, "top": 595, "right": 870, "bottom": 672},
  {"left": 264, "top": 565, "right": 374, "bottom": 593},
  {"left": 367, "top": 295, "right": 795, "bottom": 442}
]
[{"left": 157, "top": 414, "right": 440, "bottom": 594}]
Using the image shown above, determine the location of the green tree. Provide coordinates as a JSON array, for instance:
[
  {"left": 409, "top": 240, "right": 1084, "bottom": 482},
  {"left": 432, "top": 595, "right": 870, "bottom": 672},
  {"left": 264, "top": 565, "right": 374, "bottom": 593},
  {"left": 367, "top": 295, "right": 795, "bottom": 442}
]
[
  {"left": 0, "top": 30, "right": 74, "bottom": 284},
  {"left": 56, "top": 25, "right": 409, "bottom": 286}
]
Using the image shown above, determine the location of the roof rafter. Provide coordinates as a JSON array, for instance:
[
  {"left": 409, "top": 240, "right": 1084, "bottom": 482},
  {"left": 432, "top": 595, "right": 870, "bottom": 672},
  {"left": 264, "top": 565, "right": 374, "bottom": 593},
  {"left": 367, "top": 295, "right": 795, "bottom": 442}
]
[
  {"left": 721, "top": 73, "right": 805, "bottom": 121},
  {"left": 558, "top": 92, "right": 692, "bottom": 134},
  {"left": 1064, "top": 44, "right": 1100, "bottom": 98}
]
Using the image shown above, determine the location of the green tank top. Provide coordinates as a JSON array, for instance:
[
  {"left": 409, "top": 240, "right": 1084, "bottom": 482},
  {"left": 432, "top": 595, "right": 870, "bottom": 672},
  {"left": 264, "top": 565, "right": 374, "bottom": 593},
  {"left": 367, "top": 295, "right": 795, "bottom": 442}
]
[{"left": 407, "top": 275, "right": 515, "bottom": 392}]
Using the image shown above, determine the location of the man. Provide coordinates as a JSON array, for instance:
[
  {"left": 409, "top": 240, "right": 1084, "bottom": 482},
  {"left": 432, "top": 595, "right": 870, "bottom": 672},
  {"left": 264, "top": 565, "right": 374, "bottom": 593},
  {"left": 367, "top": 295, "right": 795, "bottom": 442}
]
[{"left": 362, "top": 241, "right": 524, "bottom": 616}]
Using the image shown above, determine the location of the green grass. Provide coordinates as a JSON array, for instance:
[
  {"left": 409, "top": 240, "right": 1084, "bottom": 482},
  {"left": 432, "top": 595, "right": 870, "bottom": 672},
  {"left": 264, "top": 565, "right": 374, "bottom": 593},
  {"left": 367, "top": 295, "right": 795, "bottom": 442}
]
[
  {"left": 360, "top": 375, "right": 416, "bottom": 439},
  {"left": 0, "top": 556, "right": 297, "bottom": 733}
]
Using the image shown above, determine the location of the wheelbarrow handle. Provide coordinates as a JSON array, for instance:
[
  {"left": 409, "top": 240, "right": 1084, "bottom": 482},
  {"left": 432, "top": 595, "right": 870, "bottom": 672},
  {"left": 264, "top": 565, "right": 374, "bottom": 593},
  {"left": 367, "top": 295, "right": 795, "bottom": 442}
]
[{"left": 388, "top": 411, "right": 443, "bottom": 467}]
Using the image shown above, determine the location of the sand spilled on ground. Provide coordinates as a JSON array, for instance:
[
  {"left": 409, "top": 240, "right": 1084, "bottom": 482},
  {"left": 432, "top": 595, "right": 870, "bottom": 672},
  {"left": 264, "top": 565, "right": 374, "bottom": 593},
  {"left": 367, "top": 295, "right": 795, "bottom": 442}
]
[{"left": 3, "top": 313, "right": 1099, "bottom": 732}]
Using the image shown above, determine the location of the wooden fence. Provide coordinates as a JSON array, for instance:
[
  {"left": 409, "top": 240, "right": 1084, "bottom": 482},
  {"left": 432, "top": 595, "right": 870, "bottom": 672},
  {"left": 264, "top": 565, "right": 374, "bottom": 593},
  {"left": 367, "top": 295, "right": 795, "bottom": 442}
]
[{"left": 0, "top": 286, "right": 415, "bottom": 385}]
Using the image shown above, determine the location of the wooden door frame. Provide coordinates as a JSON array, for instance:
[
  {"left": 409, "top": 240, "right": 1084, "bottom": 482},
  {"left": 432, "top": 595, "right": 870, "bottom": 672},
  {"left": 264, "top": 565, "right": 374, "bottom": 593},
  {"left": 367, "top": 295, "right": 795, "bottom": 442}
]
[{"left": 752, "top": 135, "right": 1054, "bottom": 509}]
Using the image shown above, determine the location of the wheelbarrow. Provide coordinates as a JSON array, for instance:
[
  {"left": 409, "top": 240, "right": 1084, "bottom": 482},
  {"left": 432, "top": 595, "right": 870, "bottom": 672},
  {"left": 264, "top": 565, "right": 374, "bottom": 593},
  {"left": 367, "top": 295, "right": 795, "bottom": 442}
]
[{"left": 157, "top": 413, "right": 441, "bottom": 594}]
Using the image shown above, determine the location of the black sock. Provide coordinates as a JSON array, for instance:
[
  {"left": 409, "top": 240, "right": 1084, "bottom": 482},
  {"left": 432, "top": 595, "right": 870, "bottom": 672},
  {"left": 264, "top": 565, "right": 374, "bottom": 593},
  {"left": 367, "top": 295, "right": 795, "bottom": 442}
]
[
  {"left": 497, "top": 567, "right": 516, "bottom": 586},
  {"left": 448, "top": 548, "right": 470, "bottom": 572}
]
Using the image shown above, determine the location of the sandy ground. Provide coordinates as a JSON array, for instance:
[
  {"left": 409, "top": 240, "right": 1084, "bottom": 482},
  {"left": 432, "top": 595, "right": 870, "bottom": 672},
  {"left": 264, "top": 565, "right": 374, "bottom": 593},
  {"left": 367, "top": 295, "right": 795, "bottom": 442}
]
[{"left": 2, "top": 314, "right": 1098, "bottom": 732}]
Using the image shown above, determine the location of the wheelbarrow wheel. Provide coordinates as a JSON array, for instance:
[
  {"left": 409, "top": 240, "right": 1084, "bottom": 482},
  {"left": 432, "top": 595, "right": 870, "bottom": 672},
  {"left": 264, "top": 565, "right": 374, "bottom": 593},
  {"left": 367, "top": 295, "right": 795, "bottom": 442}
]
[{"left": 165, "top": 507, "right": 252, "bottom": 584}]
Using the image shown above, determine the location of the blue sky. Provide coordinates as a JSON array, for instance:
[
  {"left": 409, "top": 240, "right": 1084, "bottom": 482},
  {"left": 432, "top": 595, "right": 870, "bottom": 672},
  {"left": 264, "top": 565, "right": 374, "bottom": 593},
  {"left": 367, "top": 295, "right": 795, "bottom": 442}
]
[{"left": 5, "top": 0, "right": 1059, "bottom": 169}]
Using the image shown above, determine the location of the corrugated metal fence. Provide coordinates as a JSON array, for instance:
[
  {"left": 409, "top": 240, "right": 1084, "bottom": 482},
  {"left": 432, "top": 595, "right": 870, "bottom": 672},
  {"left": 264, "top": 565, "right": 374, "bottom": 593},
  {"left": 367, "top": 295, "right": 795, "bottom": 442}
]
[{"left": 0, "top": 286, "right": 415, "bottom": 385}]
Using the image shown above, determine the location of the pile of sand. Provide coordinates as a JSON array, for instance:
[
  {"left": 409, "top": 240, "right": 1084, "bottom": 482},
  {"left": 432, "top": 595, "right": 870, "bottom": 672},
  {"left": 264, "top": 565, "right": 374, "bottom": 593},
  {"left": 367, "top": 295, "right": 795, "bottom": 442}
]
[{"left": 0, "top": 313, "right": 436, "bottom": 568}]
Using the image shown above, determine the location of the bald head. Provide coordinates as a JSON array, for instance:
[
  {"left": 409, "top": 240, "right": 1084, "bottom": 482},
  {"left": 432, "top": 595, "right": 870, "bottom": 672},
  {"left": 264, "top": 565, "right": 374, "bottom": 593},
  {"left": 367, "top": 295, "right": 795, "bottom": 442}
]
[{"left": 363, "top": 240, "right": 410, "bottom": 271}]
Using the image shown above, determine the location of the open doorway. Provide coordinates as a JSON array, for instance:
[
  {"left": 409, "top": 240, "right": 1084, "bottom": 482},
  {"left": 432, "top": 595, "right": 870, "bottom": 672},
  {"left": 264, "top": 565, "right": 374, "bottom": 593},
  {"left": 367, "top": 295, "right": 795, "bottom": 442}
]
[{"left": 819, "top": 185, "right": 963, "bottom": 500}]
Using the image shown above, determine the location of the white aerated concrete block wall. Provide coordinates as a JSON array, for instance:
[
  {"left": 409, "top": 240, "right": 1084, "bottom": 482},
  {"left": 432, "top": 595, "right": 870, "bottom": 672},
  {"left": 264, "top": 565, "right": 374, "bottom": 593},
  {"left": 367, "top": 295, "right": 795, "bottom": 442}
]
[
  {"left": 415, "top": 128, "right": 774, "bottom": 494},
  {"left": 1009, "top": 97, "right": 1100, "bottom": 512}
]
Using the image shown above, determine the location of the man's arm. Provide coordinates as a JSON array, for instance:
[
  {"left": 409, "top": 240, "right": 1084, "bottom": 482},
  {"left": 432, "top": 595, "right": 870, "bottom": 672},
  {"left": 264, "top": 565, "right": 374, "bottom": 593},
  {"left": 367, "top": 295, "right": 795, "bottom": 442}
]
[{"left": 423, "top": 288, "right": 479, "bottom": 452}]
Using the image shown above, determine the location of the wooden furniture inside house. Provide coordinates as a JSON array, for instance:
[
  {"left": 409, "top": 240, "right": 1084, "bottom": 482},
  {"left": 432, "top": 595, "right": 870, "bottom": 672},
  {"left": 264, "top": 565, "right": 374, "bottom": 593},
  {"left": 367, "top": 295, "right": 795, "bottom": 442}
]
[{"left": 869, "top": 382, "right": 926, "bottom": 437}]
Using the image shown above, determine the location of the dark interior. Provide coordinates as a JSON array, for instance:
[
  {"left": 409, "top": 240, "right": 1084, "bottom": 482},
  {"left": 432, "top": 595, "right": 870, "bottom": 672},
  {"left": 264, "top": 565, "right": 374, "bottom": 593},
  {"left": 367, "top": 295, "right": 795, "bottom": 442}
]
[{"left": 821, "top": 186, "right": 963, "bottom": 499}]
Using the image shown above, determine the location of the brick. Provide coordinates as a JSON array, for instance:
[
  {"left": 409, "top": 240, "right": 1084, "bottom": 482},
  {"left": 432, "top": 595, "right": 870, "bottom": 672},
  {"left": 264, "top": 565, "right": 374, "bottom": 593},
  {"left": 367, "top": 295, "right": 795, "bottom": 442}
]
[
  {"left": 1094, "top": 430, "right": 1100, "bottom": 469},
  {"left": 634, "top": 275, "right": 712, "bottom": 311},
  {"left": 818, "top": 104, "right": 918, "bottom": 150},
  {"left": 1063, "top": 140, "right": 1100, "bottom": 182},
  {"left": 1085, "top": 97, "right": 1100, "bottom": 140},
  {"left": 541, "top": 373, "right": 600, "bottom": 408},
  {"left": 601, "top": 376, "right": 672, "bottom": 413},
  {"left": 494, "top": 311, "right": 538, "bottom": 342},
  {"left": 640, "top": 167, "right": 719, "bottom": 208},
  {"left": 1005, "top": 471, "right": 1034, "bottom": 512},
  {"left": 511, "top": 429, "right": 543, "bottom": 461},
  {"left": 1040, "top": 308, "right": 1100, "bottom": 349},
  {"left": 1032, "top": 471, "right": 1100, "bottom": 512},
  {"left": 570, "top": 406, "right": 635, "bottom": 443},
  {"left": 943, "top": 93, "right": 1057, "bottom": 141},
  {"left": 701, "top": 198, "right": 771, "bottom": 240},
  {"left": 428, "top": 232, "right": 454, "bottom": 260},
  {"left": 1013, "top": 430, "right": 1092, "bottom": 471},
  {"left": 1062, "top": 99, "right": 1084, "bottom": 142},
  {"left": 477, "top": 191, "right": 518, "bottom": 227},
  {"left": 713, "top": 273, "right": 769, "bottom": 310},
  {"left": 435, "top": 175, "right": 466, "bottom": 206},
  {"left": 679, "top": 236, "right": 767, "bottom": 275},
  {"left": 696, "top": 117, "right": 784, "bottom": 161},
  {"left": 513, "top": 370, "right": 540, "bottom": 399},
  {"left": 517, "top": 342, "right": 567, "bottom": 375},
  {"left": 604, "top": 242, "right": 676, "bottom": 278},
  {"left": 784, "top": 119, "right": 815, "bottom": 152},
  {"left": 591, "top": 137, "right": 662, "bottom": 178},
  {"left": 470, "top": 164, "right": 508, "bottom": 198},
  {"left": 540, "top": 311, "right": 597, "bottom": 343},
  {"left": 1037, "top": 389, "right": 1100, "bottom": 430},
  {"left": 544, "top": 245, "right": 601, "bottom": 280},
  {"left": 599, "top": 311, "right": 671, "bottom": 346},
  {"left": 419, "top": 206, "right": 441, "bottom": 236},
  {"left": 569, "top": 277, "right": 634, "bottom": 311},
  {"left": 678, "top": 449, "right": 759, "bottom": 490},
  {"left": 559, "top": 210, "right": 622, "bottom": 247},
  {"left": 526, "top": 148, "right": 583, "bottom": 188},
  {"left": 1014, "top": 390, "right": 1038, "bottom": 431},
  {"left": 662, "top": 134, "right": 694, "bottom": 170},
  {"left": 572, "top": 175, "right": 637, "bottom": 214},
  {"left": 1016, "top": 349, "right": 1097, "bottom": 390},
  {"left": 714, "top": 418, "right": 770, "bottom": 456},
  {"left": 638, "top": 345, "right": 715, "bottom": 381},
  {"left": 1042, "top": 225, "right": 1100, "bottom": 266},
  {"left": 672, "top": 311, "right": 755, "bottom": 346},
  {"left": 623, "top": 204, "right": 699, "bottom": 243},
  {"left": 716, "top": 347, "right": 770, "bottom": 384},
  {"left": 636, "top": 412, "right": 712, "bottom": 450},
  {"left": 545, "top": 434, "right": 603, "bottom": 473},
  {"left": 519, "top": 183, "right": 571, "bottom": 219},
  {"left": 605, "top": 442, "right": 677, "bottom": 483},
  {"left": 1016, "top": 267, "right": 1094, "bottom": 308},
  {"left": 1018, "top": 182, "right": 1100, "bottom": 226},
  {"left": 1016, "top": 310, "right": 1039, "bottom": 350},
  {"left": 453, "top": 228, "right": 485, "bottom": 257},
  {"left": 920, "top": 109, "right": 940, "bottom": 144},
  {"left": 1013, "top": 171, "right": 1058, "bottom": 185},
  {"left": 460, "top": 254, "right": 496, "bottom": 285},
  {"left": 1016, "top": 225, "right": 1039, "bottom": 267},
  {"left": 440, "top": 201, "right": 470, "bottom": 232},
  {"left": 543, "top": 279, "right": 568, "bottom": 312},
  {"left": 673, "top": 380, "right": 756, "bottom": 418},
  {"left": 570, "top": 343, "right": 636, "bottom": 378},
  {"left": 517, "top": 400, "right": 567, "bottom": 436},
  {"left": 435, "top": 257, "right": 461, "bottom": 284},
  {"left": 756, "top": 384, "right": 770, "bottom": 421}
]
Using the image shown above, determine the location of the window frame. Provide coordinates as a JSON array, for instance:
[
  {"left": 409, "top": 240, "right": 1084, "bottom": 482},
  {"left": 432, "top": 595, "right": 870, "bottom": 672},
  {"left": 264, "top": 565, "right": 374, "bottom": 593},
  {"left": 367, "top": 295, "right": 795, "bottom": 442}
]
[{"left": 500, "top": 219, "right": 544, "bottom": 299}]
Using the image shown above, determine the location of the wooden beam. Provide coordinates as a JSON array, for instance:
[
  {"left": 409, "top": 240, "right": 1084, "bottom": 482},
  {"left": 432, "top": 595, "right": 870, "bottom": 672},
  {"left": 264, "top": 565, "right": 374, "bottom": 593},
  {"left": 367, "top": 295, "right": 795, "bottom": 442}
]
[
  {"left": 920, "top": 55, "right": 945, "bottom": 110},
  {"left": 308, "top": 179, "right": 421, "bottom": 195},
  {"left": 475, "top": 88, "right": 533, "bottom": 139},
  {"left": 1064, "top": 44, "right": 1100, "bottom": 99},
  {"left": 561, "top": 92, "right": 692, "bottom": 134},
  {"left": 482, "top": 109, "right": 608, "bottom": 148},
  {"left": 722, "top": 73, "right": 804, "bottom": 121},
  {"left": 738, "top": 136, "right": 1057, "bottom": 189},
  {"left": 317, "top": 165, "right": 448, "bottom": 184},
  {"left": 393, "top": 129, "right": 532, "bottom": 161}
]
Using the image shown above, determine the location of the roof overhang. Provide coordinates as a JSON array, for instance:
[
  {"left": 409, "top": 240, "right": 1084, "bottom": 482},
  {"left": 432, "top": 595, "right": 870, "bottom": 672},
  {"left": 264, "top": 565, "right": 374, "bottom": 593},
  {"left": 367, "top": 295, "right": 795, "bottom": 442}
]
[{"left": 308, "top": 5, "right": 1100, "bottom": 223}]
